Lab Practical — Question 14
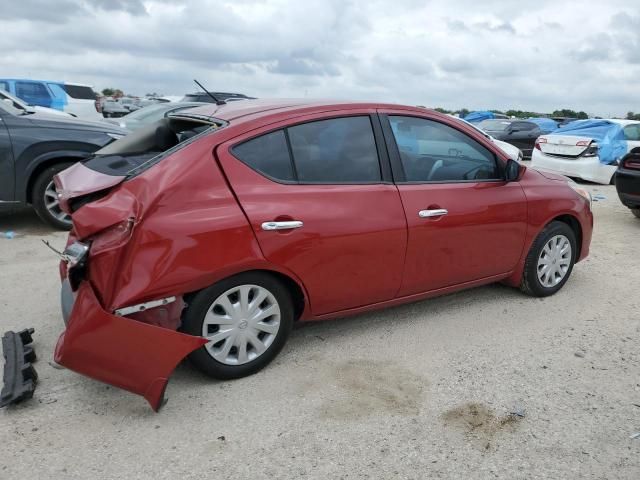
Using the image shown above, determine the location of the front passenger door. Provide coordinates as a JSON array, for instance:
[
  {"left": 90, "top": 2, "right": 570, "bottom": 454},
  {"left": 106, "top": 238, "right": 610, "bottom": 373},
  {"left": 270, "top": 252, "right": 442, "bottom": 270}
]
[{"left": 381, "top": 113, "right": 528, "bottom": 296}]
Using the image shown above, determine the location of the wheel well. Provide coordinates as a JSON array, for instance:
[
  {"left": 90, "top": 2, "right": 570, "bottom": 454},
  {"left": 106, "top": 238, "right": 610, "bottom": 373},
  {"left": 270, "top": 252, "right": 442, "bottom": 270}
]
[
  {"left": 552, "top": 214, "right": 582, "bottom": 259},
  {"left": 183, "top": 269, "right": 307, "bottom": 321},
  {"left": 25, "top": 158, "right": 77, "bottom": 204}
]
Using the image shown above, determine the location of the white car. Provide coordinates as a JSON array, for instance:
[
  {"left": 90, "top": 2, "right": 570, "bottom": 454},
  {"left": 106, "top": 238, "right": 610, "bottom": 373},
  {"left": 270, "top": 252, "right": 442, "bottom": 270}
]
[
  {"left": 0, "top": 89, "right": 71, "bottom": 117},
  {"left": 449, "top": 115, "right": 523, "bottom": 162},
  {"left": 531, "top": 119, "right": 640, "bottom": 184}
]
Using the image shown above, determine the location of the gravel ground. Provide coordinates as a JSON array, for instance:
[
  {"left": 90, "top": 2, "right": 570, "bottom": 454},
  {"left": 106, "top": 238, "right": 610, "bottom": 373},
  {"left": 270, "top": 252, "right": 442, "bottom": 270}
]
[{"left": 1, "top": 183, "right": 639, "bottom": 479}]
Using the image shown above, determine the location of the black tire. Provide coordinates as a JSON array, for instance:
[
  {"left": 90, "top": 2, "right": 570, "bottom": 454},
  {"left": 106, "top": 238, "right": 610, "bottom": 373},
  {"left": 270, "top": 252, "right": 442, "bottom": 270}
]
[
  {"left": 182, "top": 272, "right": 294, "bottom": 380},
  {"left": 32, "top": 163, "right": 74, "bottom": 230},
  {"left": 631, "top": 208, "right": 640, "bottom": 219},
  {"left": 520, "top": 221, "right": 577, "bottom": 297}
]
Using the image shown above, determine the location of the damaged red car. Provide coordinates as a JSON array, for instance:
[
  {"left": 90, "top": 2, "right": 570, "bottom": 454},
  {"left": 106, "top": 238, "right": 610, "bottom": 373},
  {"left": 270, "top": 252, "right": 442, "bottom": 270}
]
[{"left": 53, "top": 99, "right": 593, "bottom": 410}]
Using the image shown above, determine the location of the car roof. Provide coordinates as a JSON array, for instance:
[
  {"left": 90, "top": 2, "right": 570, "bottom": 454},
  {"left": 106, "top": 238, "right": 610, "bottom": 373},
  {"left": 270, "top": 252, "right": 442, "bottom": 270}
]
[{"left": 178, "top": 98, "right": 432, "bottom": 124}]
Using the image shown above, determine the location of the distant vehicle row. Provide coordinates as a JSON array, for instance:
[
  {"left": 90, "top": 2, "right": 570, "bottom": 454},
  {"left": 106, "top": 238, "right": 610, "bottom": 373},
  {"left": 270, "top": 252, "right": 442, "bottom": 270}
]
[{"left": 0, "top": 78, "right": 101, "bottom": 119}]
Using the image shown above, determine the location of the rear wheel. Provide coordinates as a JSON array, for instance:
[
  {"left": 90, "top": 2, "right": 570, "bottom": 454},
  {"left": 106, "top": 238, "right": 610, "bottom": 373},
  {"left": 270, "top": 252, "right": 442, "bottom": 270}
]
[
  {"left": 631, "top": 208, "right": 640, "bottom": 219},
  {"left": 520, "top": 221, "right": 577, "bottom": 297},
  {"left": 182, "top": 272, "right": 294, "bottom": 379},
  {"left": 32, "top": 163, "right": 73, "bottom": 230}
]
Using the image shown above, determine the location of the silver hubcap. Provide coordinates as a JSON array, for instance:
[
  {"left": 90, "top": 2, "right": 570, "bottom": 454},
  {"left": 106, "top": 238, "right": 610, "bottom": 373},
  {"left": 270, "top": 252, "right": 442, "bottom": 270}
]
[
  {"left": 537, "top": 234, "right": 572, "bottom": 288},
  {"left": 202, "top": 284, "right": 281, "bottom": 365},
  {"left": 44, "top": 181, "right": 71, "bottom": 225}
]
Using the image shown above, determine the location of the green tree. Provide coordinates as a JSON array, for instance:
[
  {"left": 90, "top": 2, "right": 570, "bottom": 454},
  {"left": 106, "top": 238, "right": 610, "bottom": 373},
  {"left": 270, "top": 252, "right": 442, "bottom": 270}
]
[
  {"left": 101, "top": 88, "right": 124, "bottom": 98},
  {"left": 434, "top": 107, "right": 451, "bottom": 114},
  {"left": 457, "top": 108, "right": 470, "bottom": 118}
]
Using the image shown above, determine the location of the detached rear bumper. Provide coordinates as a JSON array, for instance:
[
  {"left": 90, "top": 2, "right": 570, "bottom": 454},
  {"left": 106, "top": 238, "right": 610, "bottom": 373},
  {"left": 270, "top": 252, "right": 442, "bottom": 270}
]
[{"left": 55, "top": 282, "right": 207, "bottom": 411}]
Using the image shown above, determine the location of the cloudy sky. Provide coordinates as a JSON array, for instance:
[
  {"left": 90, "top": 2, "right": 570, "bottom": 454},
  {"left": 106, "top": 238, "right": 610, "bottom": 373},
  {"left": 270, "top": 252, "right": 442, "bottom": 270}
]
[{"left": 1, "top": 0, "right": 638, "bottom": 116}]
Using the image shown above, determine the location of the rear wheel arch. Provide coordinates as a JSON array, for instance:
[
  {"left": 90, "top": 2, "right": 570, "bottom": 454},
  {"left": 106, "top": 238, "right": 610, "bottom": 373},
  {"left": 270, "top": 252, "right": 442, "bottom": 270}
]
[{"left": 183, "top": 268, "right": 308, "bottom": 322}]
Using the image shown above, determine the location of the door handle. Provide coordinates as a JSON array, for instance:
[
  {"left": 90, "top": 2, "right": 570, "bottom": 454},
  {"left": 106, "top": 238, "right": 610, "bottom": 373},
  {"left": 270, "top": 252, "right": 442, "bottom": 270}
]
[
  {"left": 261, "top": 220, "right": 303, "bottom": 231},
  {"left": 419, "top": 209, "right": 448, "bottom": 218}
]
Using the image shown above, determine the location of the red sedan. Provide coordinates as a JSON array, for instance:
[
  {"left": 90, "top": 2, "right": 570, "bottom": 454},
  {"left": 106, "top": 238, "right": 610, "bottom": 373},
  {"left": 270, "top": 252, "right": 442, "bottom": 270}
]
[{"left": 53, "top": 99, "right": 593, "bottom": 410}]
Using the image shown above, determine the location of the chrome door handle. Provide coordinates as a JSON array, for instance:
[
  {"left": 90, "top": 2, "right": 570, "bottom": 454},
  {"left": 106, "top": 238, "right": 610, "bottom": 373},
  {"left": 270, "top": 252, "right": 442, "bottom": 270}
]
[
  {"left": 419, "top": 209, "right": 448, "bottom": 218},
  {"left": 261, "top": 220, "right": 303, "bottom": 231}
]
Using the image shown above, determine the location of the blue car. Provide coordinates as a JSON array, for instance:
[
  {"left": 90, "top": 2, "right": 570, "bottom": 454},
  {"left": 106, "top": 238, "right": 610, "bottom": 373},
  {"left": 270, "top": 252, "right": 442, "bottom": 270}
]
[{"left": 0, "top": 78, "right": 102, "bottom": 120}]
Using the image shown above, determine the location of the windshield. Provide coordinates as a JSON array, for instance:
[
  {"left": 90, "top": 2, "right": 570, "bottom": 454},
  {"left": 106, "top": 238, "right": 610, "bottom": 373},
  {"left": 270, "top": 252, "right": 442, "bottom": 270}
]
[{"left": 478, "top": 119, "right": 512, "bottom": 131}]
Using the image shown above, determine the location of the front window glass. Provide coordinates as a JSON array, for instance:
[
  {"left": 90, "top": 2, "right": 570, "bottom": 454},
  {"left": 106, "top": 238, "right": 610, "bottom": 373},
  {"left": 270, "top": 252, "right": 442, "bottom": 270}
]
[{"left": 389, "top": 116, "right": 500, "bottom": 182}]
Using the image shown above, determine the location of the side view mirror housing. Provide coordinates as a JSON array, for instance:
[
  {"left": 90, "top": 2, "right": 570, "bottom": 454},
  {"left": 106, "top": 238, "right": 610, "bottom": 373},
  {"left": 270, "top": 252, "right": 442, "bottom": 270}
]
[{"left": 505, "top": 159, "right": 521, "bottom": 182}]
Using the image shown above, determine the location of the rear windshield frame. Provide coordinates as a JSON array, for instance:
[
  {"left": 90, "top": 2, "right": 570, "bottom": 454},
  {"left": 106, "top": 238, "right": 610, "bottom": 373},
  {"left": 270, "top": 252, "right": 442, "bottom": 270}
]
[{"left": 88, "top": 114, "right": 227, "bottom": 178}]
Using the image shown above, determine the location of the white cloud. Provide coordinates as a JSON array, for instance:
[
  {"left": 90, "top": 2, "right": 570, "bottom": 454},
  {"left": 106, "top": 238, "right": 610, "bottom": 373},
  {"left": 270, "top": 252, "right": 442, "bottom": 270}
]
[{"left": 0, "top": 0, "right": 638, "bottom": 116}]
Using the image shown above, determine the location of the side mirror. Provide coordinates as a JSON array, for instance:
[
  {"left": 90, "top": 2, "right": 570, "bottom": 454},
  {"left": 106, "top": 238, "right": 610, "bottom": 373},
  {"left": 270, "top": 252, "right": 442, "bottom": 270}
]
[{"left": 505, "top": 159, "right": 520, "bottom": 182}]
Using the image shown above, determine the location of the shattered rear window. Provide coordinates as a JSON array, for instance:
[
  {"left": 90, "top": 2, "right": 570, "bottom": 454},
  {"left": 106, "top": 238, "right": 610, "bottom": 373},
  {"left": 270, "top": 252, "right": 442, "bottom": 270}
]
[{"left": 84, "top": 115, "right": 226, "bottom": 178}]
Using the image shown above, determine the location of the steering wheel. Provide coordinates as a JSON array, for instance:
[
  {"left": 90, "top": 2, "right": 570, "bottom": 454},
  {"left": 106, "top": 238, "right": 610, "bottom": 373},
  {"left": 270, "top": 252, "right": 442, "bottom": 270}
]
[
  {"left": 462, "top": 165, "right": 484, "bottom": 180},
  {"left": 427, "top": 159, "right": 443, "bottom": 180}
]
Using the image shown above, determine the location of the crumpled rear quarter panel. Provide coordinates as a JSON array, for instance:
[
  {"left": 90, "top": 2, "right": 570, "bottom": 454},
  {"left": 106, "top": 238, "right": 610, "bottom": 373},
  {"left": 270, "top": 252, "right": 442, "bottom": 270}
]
[{"left": 78, "top": 136, "right": 265, "bottom": 313}]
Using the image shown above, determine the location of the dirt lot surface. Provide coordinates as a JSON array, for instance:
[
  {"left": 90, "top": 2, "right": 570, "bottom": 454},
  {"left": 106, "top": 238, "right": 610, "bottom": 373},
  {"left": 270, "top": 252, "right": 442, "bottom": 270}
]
[{"left": 1, "top": 183, "right": 639, "bottom": 479}]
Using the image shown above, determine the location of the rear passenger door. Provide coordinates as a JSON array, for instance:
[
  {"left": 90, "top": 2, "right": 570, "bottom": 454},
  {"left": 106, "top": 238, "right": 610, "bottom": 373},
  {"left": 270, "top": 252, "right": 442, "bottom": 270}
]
[{"left": 216, "top": 111, "right": 408, "bottom": 315}]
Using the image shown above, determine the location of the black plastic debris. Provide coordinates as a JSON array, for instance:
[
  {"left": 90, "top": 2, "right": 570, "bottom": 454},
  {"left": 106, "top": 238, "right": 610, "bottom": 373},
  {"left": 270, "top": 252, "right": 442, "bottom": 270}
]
[{"left": 1, "top": 328, "right": 38, "bottom": 407}]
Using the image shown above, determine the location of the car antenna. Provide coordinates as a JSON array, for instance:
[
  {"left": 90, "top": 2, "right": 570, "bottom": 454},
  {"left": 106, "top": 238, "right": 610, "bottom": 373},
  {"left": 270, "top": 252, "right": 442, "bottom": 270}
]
[{"left": 193, "top": 79, "right": 226, "bottom": 106}]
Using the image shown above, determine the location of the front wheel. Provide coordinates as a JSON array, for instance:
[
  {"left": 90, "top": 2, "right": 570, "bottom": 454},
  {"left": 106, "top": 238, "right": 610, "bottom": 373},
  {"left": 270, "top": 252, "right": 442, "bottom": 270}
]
[
  {"left": 520, "top": 221, "right": 577, "bottom": 297},
  {"left": 32, "top": 163, "right": 74, "bottom": 230},
  {"left": 182, "top": 272, "right": 294, "bottom": 380}
]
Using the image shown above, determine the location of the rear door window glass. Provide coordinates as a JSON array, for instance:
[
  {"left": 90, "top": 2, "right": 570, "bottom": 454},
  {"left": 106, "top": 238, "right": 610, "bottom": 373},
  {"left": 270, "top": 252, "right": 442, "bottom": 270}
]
[
  {"left": 389, "top": 116, "right": 500, "bottom": 182},
  {"left": 288, "top": 116, "right": 381, "bottom": 183},
  {"left": 232, "top": 130, "right": 295, "bottom": 181}
]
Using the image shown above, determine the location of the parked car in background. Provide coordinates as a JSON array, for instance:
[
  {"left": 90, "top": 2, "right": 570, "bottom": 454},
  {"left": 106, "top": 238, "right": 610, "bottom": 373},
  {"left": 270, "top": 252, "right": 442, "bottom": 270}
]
[
  {"left": 478, "top": 119, "right": 543, "bottom": 159},
  {"left": 118, "top": 97, "right": 141, "bottom": 112},
  {"left": 0, "top": 78, "right": 101, "bottom": 119},
  {"left": 450, "top": 116, "right": 523, "bottom": 162},
  {"left": 0, "top": 99, "right": 126, "bottom": 229},
  {"left": 101, "top": 100, "right": 130, "bottom": 118},
  {"left": 103, "top": 101, "right": 206, "bottom": 130},
  {"left": 0, "top": 88, "right": 71, "bottom": 117},
  {"left": 615, "top": 147, "right": 640, "bottom": 218},
  {"left": 53, "top": 99, "right": 592, "bottom": 410},
  {"left": 531, "top": 119, "right": 640, "bottom": 184},
  {"left": 181, "top": 91, "right": 255, "bottom": 103}
]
